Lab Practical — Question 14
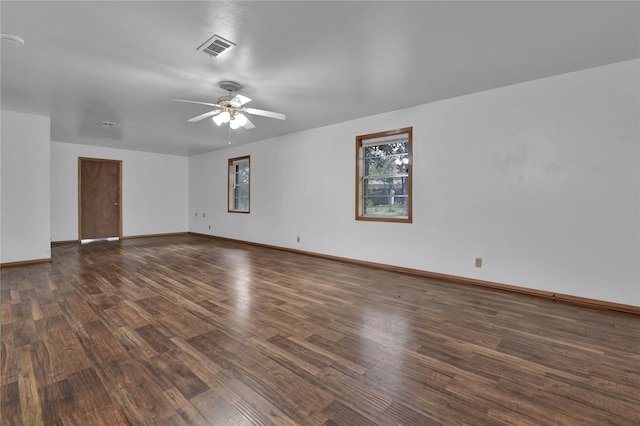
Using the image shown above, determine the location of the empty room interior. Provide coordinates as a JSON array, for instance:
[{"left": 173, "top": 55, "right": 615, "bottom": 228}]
[{"left": 1, "top": 1, "right": 639, "bottom": 425}]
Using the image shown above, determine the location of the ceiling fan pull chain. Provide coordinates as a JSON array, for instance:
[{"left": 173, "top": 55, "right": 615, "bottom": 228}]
[{"left": 228, "top": 123, "right": 232, "bottom": 144}]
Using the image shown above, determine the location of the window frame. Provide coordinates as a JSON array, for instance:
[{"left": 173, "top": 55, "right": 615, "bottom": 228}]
[
  {"left": 228, "top": 155, "right": 250, "bottom": 213},
  {"left": 355, "top": 127, "right": 412, "bottom": 223}
]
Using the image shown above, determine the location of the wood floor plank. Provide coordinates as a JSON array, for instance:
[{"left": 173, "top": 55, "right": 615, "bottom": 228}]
[
  {"left": 321, "top": 400, "right": 379, "bottom": 426},
  {"left": 314, "top": 366, "right": 393, "bottom": 416},
  {"left": 135, "top": 323, "right": 176, "bottom": 354},
  {"left": 306, "top": 333, "right": 378, "bottom": 371},
  {"left": 16, "top": 346, "right": 44, "bottom": 426},
  {"left": 102, "top": 299, "right": 151, "bottom": 329},
  {"left": 215, "top": 368, "right": 300, "bottom": 426},
  {"left": 101, "top": 354, "right": 176, "bottom": 424},
  {"left": 162, "top": 386, "right": 211, "bottom": 426},
  {"left": 169, "top": 337, "right": 225, "bottom": 383},
  {"left": 82, "top": 319, "right": 128, "bottom": 361},
  {"left": 40, "top": 314, "right": 93, "bottom": 378},
  {"left": 29, "top": 339, "right": 66, "bottom": 387},
  {"left": 1, "top": 381, "right": 23, "bottom": 425},
  {"left": 251, "top": 335, "right": 330, "bottom": 376},
  {"left": 1, "top": 323, "right": 17, "bottom": 384},
  {"left": 112, "top": 325, "right": 159, "bottom": 359},
  {"left": 2, "top": 234, "right": 640, "bottom": 425},
  {"left": 39, "top": 376, "right": 75, "bottom": 425},
  {"left": 190, "top": 389, "right": 253, "bottom": 426},
  {"left": 226, "top": 360, "right": 334, "bottom": 425},
  {"left": 136, "top": 295, "right": 215, "bottom": 339},
  {"left": 12, "top": 303, "right": 36, "bottom": 348},
  {"left": 59, "top": 293, "right": 100, "bottom": 324},
  {"left": 141, "top": 349, "right": 211, "bottom": 400}
]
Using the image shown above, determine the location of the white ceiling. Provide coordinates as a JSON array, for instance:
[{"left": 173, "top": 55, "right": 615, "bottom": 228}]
[{"left": 2, "top": 1, "right": 638, "bottom": 156}]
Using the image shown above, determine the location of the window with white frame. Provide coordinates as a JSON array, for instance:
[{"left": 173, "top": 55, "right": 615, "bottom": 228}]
[
  {"left": 228, "top": 156, "right": 250, "bottom": 213},
  {"left": 356, "top": 127, "right": 412, "bottom": 223}
]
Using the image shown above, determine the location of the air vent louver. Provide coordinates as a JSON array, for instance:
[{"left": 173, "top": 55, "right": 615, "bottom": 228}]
[{"left": 197, "top": 34, "right": 236, "bottom": 58}]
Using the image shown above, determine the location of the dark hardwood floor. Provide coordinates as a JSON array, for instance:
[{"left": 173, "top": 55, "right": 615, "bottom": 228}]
[{"left": 2, "top": 234, "right": 639, "bottom": 425}]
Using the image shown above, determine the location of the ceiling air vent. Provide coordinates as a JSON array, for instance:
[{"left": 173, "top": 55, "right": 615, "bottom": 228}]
[{"left": 197, "top": 34, "right": 236, "bottom": 58}]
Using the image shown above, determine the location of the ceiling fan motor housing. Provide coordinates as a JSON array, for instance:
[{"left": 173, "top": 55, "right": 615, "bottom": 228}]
[{"left": 217, "top": 96, "right": 235, "bottom": 105}]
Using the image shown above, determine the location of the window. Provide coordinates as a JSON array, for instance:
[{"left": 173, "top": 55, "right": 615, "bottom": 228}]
[
  {"left": 356, "top": 127, "right": 412, "bottom": 222},
  {"left": 228, "top": 156, "right": 250, "bottom": 213}
]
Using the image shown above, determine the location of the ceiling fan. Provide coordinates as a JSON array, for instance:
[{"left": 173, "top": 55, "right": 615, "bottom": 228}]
[{"left": 173, "top": 81, "right": 286, "bottom": 130}]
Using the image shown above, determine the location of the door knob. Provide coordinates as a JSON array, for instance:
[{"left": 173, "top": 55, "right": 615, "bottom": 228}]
[{"left": 114, "top": 202, "right": 118, "bottom": 206}]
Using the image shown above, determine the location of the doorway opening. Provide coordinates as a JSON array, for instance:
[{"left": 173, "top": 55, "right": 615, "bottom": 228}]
[{"left": 78, "top": 157, "right": 122, "bottom": 242}]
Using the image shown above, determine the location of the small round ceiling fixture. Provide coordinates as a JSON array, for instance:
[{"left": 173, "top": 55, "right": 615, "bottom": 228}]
[
  {"left": 219, "top": 81, "right": 242, "bottom": 92},
  {"left": 1, "top": 32, "right": 26, "bottom": 46}
]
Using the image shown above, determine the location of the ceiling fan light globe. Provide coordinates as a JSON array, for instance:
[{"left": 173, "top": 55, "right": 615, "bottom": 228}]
[
  {"left": 235, "top": 113, "right": 248, "bottom": 127},
  {"left": 229, "top": 119, "right": 241, "bottom": 129},
  {"left": 212, "top": 111, "right": 230, "bottom": 126}
]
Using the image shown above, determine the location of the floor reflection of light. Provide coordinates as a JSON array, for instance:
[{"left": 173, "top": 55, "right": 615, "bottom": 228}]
[
  {"left": 81, "top": 237, "right": 120, "bottom": 244},
  {"left": 228, "top": 251, "right": 253, "bottom": 317},
  {"left": 234, "top": 272, "right": 251, "bottom": 315},
  {"left": 361, "top": 309, "right": 409, "bottom": 390}
]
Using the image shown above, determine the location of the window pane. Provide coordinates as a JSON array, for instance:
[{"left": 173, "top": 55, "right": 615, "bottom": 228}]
[
  {"left": 363, "top": 144, "right": 409, "bottom": 178},
  {"left": 235, "top": 186, "right": 248, "bottom": 199},
  {"left": 363, "top": 139, "right": 408, "bottom": 154},
  {"left": 234, "top": 197, "right": 249, "bottom": 211},
  {"left": 236, "top": 164, "right": 248, "bottom": 183},
  {"left": 364, "top": 155, "right": 409, "bottom": 177},
  {"left": 362, "top": 177, "right": 409, "bottom": 217}
]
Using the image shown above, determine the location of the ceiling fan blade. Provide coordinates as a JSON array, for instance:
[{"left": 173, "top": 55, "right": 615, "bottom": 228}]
[
  {"left": 172, "top": 99, "right": 222, "bottom": 108},
  {"left": 188, "top": 110, "right": 221, "bottom": 122},
  {"left": 244, "top": 116, "right": 256, "bottom": 129},
  {"left": 230, "top": 94, "right": 251, "bottom": 106},
  {"left": 245, "top": 107, "right": 286, "bottom": 120}
]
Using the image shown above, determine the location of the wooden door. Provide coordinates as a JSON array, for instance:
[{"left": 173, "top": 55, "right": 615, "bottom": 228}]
[{"left": 79, "top": 158, "right": 122, "bottom": 240}]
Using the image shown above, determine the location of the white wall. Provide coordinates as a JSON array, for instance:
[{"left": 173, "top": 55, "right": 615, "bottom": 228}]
[
  {"left": 189, "top": 59, "right": 640, "bottom": 307},
  {"left": 51, "top": 142, "right": 188, "bottom": 241},
  {"left": 1, "top": 110, "right": 52, "bottom": 263}
]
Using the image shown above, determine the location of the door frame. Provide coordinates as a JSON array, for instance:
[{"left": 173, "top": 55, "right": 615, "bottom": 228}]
[{"left": 78, "top": 157, "right": 123, "bottom": 242}]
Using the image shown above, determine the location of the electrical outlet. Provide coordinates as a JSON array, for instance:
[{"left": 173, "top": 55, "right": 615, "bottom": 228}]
[
  {"left": 475, "top": 258, "right": 483, "bottom": 268},
  {"left": 296, "top": 235, "right": 300, "bottom": 243}
]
